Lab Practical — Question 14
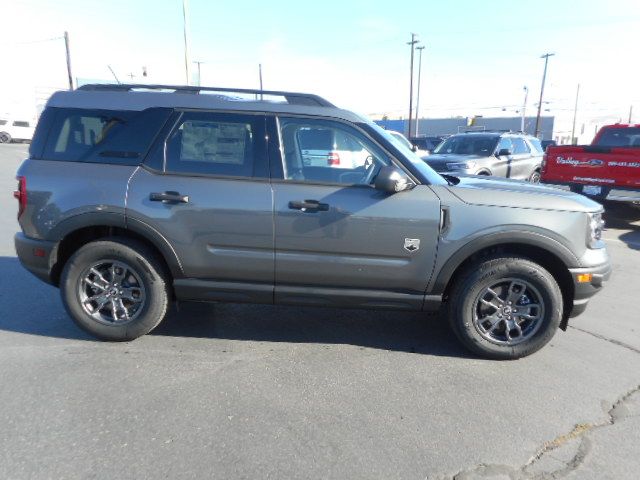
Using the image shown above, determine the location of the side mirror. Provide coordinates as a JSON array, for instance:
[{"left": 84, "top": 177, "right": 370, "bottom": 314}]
[
  {"left": 374, "top": 166, "right": 415, "bottom": 193},
  {"left": 497, "top": 148, "right": 512, "bottom": 156}
]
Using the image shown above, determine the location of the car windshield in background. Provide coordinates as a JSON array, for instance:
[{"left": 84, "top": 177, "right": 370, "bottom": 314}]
[
  {"left": 434, "top": 135, "right": 499, "bottom": 156},
  {"left": 389, "top": 131, "right": 413, "bottom": 150},
  {"left": 597, "top": 127, "right": 640, "bottom": 148},
  {"left": 364, "top": 122, "right": 447, "bottom": 186}
]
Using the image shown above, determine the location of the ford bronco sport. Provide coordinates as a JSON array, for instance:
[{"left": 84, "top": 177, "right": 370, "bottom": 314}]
[{"left": 14, "top": 84, "right": 611, "bottom": 359}]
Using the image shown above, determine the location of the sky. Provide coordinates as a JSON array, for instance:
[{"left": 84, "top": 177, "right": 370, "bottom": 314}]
[{"left": 3, "top": 0, "right": 640, "bottom": 133}]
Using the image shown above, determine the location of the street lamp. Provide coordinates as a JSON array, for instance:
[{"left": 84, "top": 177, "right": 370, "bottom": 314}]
[
  {"left": 521, "top": 86, "right": 528, "bottom": 132},
  {"left": 415, "top": 45, "right": 425, "bottom": 137},
  {"left": 407, "top": 33, "right": 419, "bottom": 139}
]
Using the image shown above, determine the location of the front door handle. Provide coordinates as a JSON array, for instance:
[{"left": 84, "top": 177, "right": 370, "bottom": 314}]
[
  {"left": 288, "top": 199, "right": 329, "bottom": 212},
  {"left": 149, "top": 191, "right": 189, "bottom": 204}
]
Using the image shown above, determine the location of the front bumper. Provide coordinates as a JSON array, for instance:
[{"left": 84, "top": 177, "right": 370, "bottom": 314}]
[
  {"left": 14, "top": 232, "right": 58, "bottom": 285},
  {"left": 568, "top": 260, "right": 612, "bottom": 318}
]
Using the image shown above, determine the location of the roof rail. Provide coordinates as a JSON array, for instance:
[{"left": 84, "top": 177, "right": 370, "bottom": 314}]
[{"left": 76, "top": 83, "right": 335, "bottom": 107}]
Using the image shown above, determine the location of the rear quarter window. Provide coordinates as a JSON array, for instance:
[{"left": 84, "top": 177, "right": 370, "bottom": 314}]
[{"left": 39, "top": 107, "right": 172, "bottom": 164}]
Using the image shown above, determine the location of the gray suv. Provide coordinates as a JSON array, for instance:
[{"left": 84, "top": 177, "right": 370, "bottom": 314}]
[
  {"left": 14, "top": 84, "right": 611, "bottom": 359},
  {"left": 423, "top": 131, "right": 544, "bottom": 182}
]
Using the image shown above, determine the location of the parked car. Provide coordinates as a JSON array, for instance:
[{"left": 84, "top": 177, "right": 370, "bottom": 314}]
[
  {"left": 423, "top": 131, "right": 545, "bottom": 182},
  {"left": 0, "top": 118, "right": 35, "bottom": 143},
  {"left": 541, "top": 124, "right": 640, "bottom": 203},
  {"left": 297, "top": 125, "right": 370, "bottom": 169},
  {"left": 387, "top": 130, "right": 430, "bottom": 157},
  {"left": 14, "top": 84, "right": 610, "bottom": 359},
  {"left": 411, "top": 135, "right": 444, "bottom": 154}
]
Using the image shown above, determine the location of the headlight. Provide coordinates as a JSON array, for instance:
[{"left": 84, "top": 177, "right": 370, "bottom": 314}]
[
  {"left": 446, "top": 161, "right": 476, "bottom": 170},
  {"left": 587, "top": 212, "right": 605, "bottom": 248}
]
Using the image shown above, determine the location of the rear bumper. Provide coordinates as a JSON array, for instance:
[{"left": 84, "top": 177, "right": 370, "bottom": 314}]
[
  {"left": 568, "top": 260, "right": 612, "bottom": 318},
  {"left": 14, "top": 233, "right": 57, "bottom": 285}
]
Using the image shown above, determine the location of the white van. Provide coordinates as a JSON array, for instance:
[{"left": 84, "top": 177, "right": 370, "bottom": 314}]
[{"left": 0, "top": 119, "right": 35, "bottom": 143}]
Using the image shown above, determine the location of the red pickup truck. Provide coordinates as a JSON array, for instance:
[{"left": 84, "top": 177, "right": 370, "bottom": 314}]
[{"left": 541, "top": 124, "right": 640, "bottom": 202}]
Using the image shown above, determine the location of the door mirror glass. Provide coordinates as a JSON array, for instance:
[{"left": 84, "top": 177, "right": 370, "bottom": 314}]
[
  {"left": 374, "top": 166, "right": 415, "bottom": 193},
  {"left": 497, "top": 148, "right": 512, "bottom": 156}
]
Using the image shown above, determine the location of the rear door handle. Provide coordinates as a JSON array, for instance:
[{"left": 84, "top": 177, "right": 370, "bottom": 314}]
[
  {"left": 288, "top": 199, "right": 329, "bottom": 212},
  {"left": 149, "top": 191, "right": 189, "bottom": 204}
]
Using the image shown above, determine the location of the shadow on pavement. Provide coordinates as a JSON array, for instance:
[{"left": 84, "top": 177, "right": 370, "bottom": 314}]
[
  {"left": 602, "top": 201, "right": 640, "bottom": 250},
  {"left": 0, "top": 256, "right": 469, "bottom": 358}
]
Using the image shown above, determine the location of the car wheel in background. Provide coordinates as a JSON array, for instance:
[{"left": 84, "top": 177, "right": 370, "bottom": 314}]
[
  {"left": 0, "top": 132, "right": 11, "bottom": 143},
  {"left": 529, "top": 170, "right": 541, "bottom": 183},
  {"left": 447, "top": 256, "right": 562, "bottom": 360}
]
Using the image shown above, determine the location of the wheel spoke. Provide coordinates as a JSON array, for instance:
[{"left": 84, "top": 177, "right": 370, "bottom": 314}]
[
  {"left": 480, "top": 298, "right": 501, "bottom": 310},
  {"left": 89, "top": 268, "right": 110, "bottom": 287},
  {"left": 84, "top": 278, "right": 106, "bottom": 292},
  {"left": 517, "top": 303, "right": 542, "bottom": 321},
  {"left": 486, "top": 288, "right": 505, "bottom": 305},
  {"left": 117, "top": 298, "right": 130, "bottom": 320}
]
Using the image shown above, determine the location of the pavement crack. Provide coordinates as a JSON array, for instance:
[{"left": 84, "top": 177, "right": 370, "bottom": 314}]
[
  {"left": 568, "top": 325, "right": 640, "bottom": 354},
  {"left": 433, "top": 385, "right": 640, "bottom": 480}
]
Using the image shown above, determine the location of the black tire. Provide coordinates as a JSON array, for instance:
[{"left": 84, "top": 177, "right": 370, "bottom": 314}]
[
  {"left": 0, "top": 132, "right": 11, "bottom": 143},
  {"left": 447, "top": 256, "right": 562, "bottom": 360},
  {"left": 60, "top": 237, "right": 170, "bottom": 341}
]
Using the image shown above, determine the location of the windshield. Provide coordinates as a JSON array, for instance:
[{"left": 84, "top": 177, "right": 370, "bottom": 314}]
[
  {"left": 434, "top": 135, "right": 499, "bottom": 156},
  {"left": 364, "top": 122, "right": 447, "bottom": 186}
]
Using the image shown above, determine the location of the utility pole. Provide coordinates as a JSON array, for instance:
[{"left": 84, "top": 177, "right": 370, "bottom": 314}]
[
  {"left": 571, "top": 83, "right": 580, "bottom": 144},
  {"left": 520, "top": 86, "right": 528, "bottom": 132},
  {"left": 414, "top": 45, "right": 425, "bottom": 137},
  {"left": 534, "top": 53, "right": 554, "bottom": 138},
  {"left": 259, "top": 64, "right": 264, "bottom": 93},
  {"left": 629, "top": 105, "right": 634, "bottom": 123},
  {"left": 63, "top": 31, "right": 73, "bottom": 90},
  {"left": 182, "top": 0, "right": 192, "bottom": 85},
  {"left": 193, "top": 60, "right": 204, "bottom": 86},
  {"left": 407, "top": 33, "right": 419, "bottom": 139}
]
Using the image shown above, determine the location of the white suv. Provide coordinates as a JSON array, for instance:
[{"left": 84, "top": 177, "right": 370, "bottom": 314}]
[{"left": 0, "top": 119, "right": 35, "bottom": 143}]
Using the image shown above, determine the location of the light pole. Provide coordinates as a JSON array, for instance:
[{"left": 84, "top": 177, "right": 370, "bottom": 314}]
[
  {"left": 534, "top": 53, "right": 554, "bottom": 138},
  {"left": 182, "top": 0, "right": 192, "bottom": 85},
  {"left": 520, "top": 86, "right": 528, "bottom": 132},
  {"left": 415, "top": 45, "right": 425, "bottom": 137},
  {"left": 571, "top": 83, "right": 580, "bottom": 144},
  {"left": 407, "top": 33, "right": 419, "bottom": 139}
]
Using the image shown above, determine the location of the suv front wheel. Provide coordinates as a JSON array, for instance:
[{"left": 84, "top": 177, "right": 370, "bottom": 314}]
[
  {"left": 447, "top": 256, "right": 562, "bottom": 359},
  {"left": 60, "top": 237, "right": 170, "bottom": 341}
]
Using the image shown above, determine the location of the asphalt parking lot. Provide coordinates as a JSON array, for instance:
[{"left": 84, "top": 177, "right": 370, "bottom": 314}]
[{"left": 0, "top": 143, "right": 638, "bottom": 480}]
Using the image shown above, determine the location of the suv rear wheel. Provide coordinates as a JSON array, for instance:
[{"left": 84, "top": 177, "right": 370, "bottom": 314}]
[
  {"left": 447, "top": 256, "right": 562, "bottom": 359},
  {"left": 60, "top": 237, "right": 169, "bottom": 341},
  {"left": 0, "top": 132, "right": 11, "bottom": 143}
]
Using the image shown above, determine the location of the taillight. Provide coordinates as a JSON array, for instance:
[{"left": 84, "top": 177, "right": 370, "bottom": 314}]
[
  {"left": 541, "top": 153, "right": 547, "bottom": 173},
  {"left": 327, "top": 152, "right": 341, "bottom": 166},
  {"left": 14, "top": 176, "right": 26, "bottom": 219}
]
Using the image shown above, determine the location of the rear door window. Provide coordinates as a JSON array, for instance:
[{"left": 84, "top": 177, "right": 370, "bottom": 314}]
[
  {"left": 512, "top": 137, "right": 531, "bottom": 154},
  {"left": 164, "top": 112, "right": 267, "bottom": 178},
  {"left": 41, "top": 107, "right": 172, "bottom": 164},
  {"left": 13, "top": 121, "right": 30, "bottom": 127}
]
